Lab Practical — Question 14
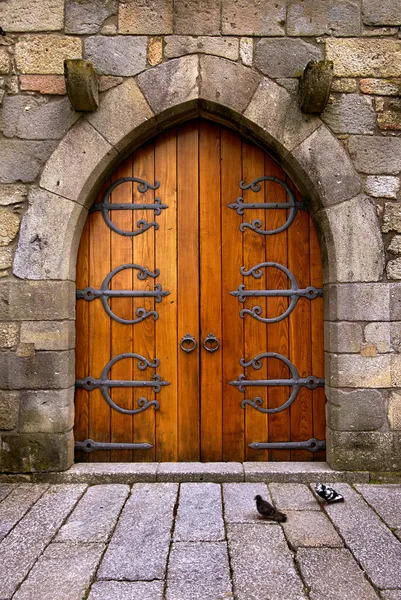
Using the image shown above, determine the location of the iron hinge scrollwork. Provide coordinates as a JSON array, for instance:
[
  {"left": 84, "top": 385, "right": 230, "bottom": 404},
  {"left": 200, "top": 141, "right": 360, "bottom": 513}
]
[
  {"left": 90, "top": 177, "right": 167, "bottom": 237},
  {"left": 248, "top": 438, "right": 326, "bottom": 452},
  {"left": 230, "top": 352, "right": 324, "bottom": 414},
  {"left": 75, "top": 439, "right": 153, "bottom": 453},
  {"left": 230, "top": 262, "right": 322, "bottom": 324},
  {"left": 76, "top": 264, "right": 170, "bottom": 325},
  {"left": 75, "top": 353, "right": 170, "bottom": 415},
  {"left": 228, "top": 176, "right": 306, "bottom": 236}
]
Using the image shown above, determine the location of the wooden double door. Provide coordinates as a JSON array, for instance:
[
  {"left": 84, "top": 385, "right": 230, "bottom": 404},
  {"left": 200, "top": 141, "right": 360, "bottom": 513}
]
[{"left": 75, "top": 120, "right": 325, "bottom": 463}]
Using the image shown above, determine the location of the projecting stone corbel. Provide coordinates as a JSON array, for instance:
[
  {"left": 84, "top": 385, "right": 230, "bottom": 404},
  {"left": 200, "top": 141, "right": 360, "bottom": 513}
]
[
  {"left": 299, "top": 60, "right": 333, "bottom": 114},
  {"left": 64, "top": 59, "right": 99, "bottom": 112}
]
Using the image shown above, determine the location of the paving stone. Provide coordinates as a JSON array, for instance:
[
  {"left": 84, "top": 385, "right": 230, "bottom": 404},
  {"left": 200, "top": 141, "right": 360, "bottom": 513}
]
[
  {"left": 84, "top": 36, "right": 146, "bottom": 76},
  {"left": 297, "top": 547, "right": 380, "bottom": 600},
  {"left": 380, "top": 592, "right": 401, "bottom": 600},
  {"left": 282, "top": 511, "right": 343, "bottom": 549},
  {"left": 0, "top": 0, "right": 64, "bottom": 32},
  {"left": 323, "top": 483, "right": 401, "bottom": 588},
  {"left": 222, "top": 0, "right": 286, "bottom": 35},
  {"left": 157, "top": 462, "right": 243, "bottom": 482},
  {"left": 0, "top": 483, "right": 48, "bottom": 541},
  {"left": 119, "top": 0, "right": 172, "bottom": 35},
  {"left": 34, "top": 462, "right": 158, "bottom": 484},
  {"left": 66, "top": 0, "right": 116, "bottom": 34},
  {"left": 89, "top": 580, "right": 164, "bottom": 600},
  {"left": 355, "top": 484, "right": 401, "bottom": 529},
  {"left": 98, "top": 483, "right": 178, "bottom": 581},
  {"left": 174, "top": 483, "right": 224, "bottom": 541},
  {"left": 0, "top": 484, "right": 16, "bottom": 503},
  {"left": 0, "top": 484, "right": 86, "bottom": 599},
  {"left": 228, "top": 523, "right": 306, "bottom": 599},
  {"left": 56, "top": 484, "right": 129, "bottom": 543},
  {"left": 15, "top": 35, "right": 82, "bottom": 75},
  {"left": 255, "top": 38, "right": 322, "bottom": 78},
  {"left": 321, "top": 93, "right": 376, "bottom": 134},
  {"left": 349, "top": 136, "right": 401, "bottom": 175},
  {"left": 243, "top": 462, "right": 369, "bottom": 483},
  {"left": 13, "top": 541, "right": 105, "bottom": 600},
  {"left": 223, "top": 482, "right": 270, "bottom": 523},
  {"left": 166, "top": 541, "right": 233, "bottom": 600},
  {"left": 0, "top": 140, "right": 57, "bottom": 184},
  {"left": 174, "top": 0, "right": 220, "bottom": 35},
  {"left": 287, "top": 0, "right": 361, "bottom": 36},
  {"left": 269, "top": 483, "right": 321, "bottom": 511}
]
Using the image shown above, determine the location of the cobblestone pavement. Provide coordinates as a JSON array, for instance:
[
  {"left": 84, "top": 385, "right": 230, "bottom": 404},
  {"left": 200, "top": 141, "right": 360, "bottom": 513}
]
[{"left": 1, "top": 481, "right": 401, "bottom": 599}]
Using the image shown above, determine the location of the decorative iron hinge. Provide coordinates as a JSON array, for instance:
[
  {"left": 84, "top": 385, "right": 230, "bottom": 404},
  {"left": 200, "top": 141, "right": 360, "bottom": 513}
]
[
  {"left": 230, "top": 262, "right": 322, "bottom": 324},
  {"left": 75, "top": 439, "right": 153, "bottom": 453},
  {"left": 248, "top": 438, "right": 326, "bottom": 452},
  {"left": 76, "top": 264, "right": 170, "bottom": 325},
  {"left": 230, "top": 352, "right": 324, "bottom": 414},
  {"left": 228, "top": 176, "right": 306, "bottom": 235},
  {"left": 90, "top": 177, "right": 167, "bottom": 236}
]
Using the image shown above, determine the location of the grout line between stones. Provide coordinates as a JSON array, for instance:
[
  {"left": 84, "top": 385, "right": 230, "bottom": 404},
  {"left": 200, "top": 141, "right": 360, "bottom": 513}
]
[
  {"left": 0, "top": 483, "right": 49, "bottom": 543},
  {"left": 162, "top": 482, "right": 181, "bottom": 600},
  {"left": 353, "top": 483, "right": 401, "bottom": 545},
  {"left": 221, "top": 483, "right": 237, "bottom": 600}
]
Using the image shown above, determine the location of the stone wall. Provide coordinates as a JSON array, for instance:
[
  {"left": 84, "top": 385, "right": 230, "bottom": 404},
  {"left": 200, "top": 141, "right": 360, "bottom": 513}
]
[{"left": 0, "top": 0, "right": 401, "bottom": 473}]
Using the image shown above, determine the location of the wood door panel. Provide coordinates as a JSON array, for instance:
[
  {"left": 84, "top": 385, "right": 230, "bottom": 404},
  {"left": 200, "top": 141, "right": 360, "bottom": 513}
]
[{"left": 75, "top": 119, "right": 325, "bottom": 462}]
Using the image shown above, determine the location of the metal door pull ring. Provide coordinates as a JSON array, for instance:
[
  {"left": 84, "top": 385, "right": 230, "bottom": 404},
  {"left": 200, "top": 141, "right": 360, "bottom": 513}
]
[
  {"left": 203, "top": 333, "right": 220, "bottom": 353},
  {"left": 180, "top": 334, "right": 197, "bottom": 353}
]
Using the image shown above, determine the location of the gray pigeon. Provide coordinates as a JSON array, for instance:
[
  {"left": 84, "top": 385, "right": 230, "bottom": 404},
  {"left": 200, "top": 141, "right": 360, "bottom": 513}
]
[{"left": 254, "top": 495, "right": 287, "bottom": 522}]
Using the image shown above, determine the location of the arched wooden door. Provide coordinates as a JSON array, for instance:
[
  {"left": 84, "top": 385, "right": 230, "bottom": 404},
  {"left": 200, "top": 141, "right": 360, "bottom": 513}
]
[{"left": 75, "top": 120, "right": 325, "bottom": 463}]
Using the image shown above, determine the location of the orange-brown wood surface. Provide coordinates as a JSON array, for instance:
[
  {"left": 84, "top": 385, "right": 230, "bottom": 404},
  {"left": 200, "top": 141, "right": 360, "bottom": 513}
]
[{"left": 75, "top": 120, "right": 325, "bottom": 462}]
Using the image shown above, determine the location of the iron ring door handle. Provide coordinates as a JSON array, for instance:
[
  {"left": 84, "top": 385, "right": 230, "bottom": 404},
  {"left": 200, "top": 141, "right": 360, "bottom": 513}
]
[
  {"left": 203, "top": 333, "right": 220, "bottom": 353},
  {"left": 180, "top": 334, "right": 197, "bottom": 353}
]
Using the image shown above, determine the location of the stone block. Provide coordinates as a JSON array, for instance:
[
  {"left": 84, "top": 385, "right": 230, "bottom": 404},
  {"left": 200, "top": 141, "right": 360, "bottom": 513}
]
[
  {"left": 360, "top": 78, "right": 401, "bottom": 96},
  {"left": 15, "top": 35, "right": 82, "bottom": 75},
  {"left": 13, "top": 188, "right": 86, "bottom": 280},
  {"left": 388, "top": 258, "right": 401, "bottom": 280},
  {"left": 243, "top": 461, "right": 369, "bottom": 483},
  {"left": 35, "top": 462, "right": 158, "bottom": 484},
  {"left": 0, "top": 390, "right": 19, "bottom": 430},
  {"left": 0, "top": 322, "right": 18, "bottom": 348},
  {"left": 327, "top": 430, "right": 393, "bottom": 470},
  {"left": 391, "top": 284, "right": 401, "bottom": 321},
  {"left": 366, "top": 175, "right": 400, "bottom": 199},
  {"left": 19, "top": 75, "right": 66, "bottom": 95},
  {"left": 0, "top": 280, "right": 75, "bottom": 321},
  {"left": 174, "top": 0, "right": 220, "bottom": 35},
  {"left": 0, "top": 431, "right": 74, "bottom": 472},
  {"left": 282, "top": 511, "right": 343, "bottom": 548},
  {"left": 331, "top": 78, "right": 357, "bottom": 92},
  {"left": 349, "top": 135, "right": 401, "bottom": 175},
  {"left": 326, "top": 353, "right": 392, "bottom": 387},
  {"left": 165, "top": 36, "right": 239, "bottom": 61},
  {"left": 119, "top": 0, "right": 172, "bottom": 34},
  {"left": 0, "top": 0, "right": 64, "bottom": 32},
  {"left": 391, "top": 322, "right": 401, "bottom": 352},
  {"left": 378, "top": 110, "right": 401, "bottom": 131},
  {"left": 89, "top": 581, "right": 164, "bottom": 600},
  {"left": 0, "top": 184, "right": 27, "bottom": 206},
  {"left": 240, "top": 37, "right": 253, "bottom": 66},
  {"left": 0, "top": 209, "right": 19, "bottom": 246},
  {"left": 0, "top": 48, "right": 9, "bottom": 74},
  {"left": 222, "top": 0, "right": 286, "bottom": 35},
  {"left": 157, "top": 462, "right": 244, "bottom": 482},
  {"left": 84, "top": 35, "right": 146, "bottom": 76},
  {"left": 0, "top": 247, "right": 13, "bottom": 270},
  {"left": 66, "top": 0, "right": 116, "bottom": 34},
  {"left": 147, "top": 37, "right": 163, "bottom": 66},
  {"left": 362, "top": 0, "right": 401, "bottom": 25},
  {"left": 98, "top": 75, "right": 123, "bottom": 92},
  {"left": 6, "top": 350, "right": 75, "bottom": 389},
  {"left": 20, "top": 320, "right": 74, "bottom": 351},
  {"left": 0, "top": 95, "right": 79, "bottom": 140},
  {"left": 321, "top": 93, "right": 375, "bottom": 134},
  {"left": 326, "top": 38, "right": 401, "bottom": 77},
  {"left": 287, "top": 0, "right": 361, "bottom": 36},
  {"left": 324, "top": 321, "right": 363, "bottom": 352},
  {"left": 389, "top": 391, "right": 401, "bottom": 430},
  {"left": 0, "top": 140, "right": 57, "bottom": 183},
  {"left": 19, "top": 388, "right": 74, "bottom": 434},
  {"left": 383, "top": 203, "right": 401, "bottom": 233},
  {"left": 40, "top": 120, "right": 118, "bottom": 206},
  {"left": 255, "top": 38, "right": 322, "bottom": 78},
  {"left": 325, "top": 387, "right": 385, "bottom": 431},
  {"left": 324, "top": 282, "right": 390, "bottom": 322},
  {"left": 364, "top": 322, "right": 391, "bottom": 353}
]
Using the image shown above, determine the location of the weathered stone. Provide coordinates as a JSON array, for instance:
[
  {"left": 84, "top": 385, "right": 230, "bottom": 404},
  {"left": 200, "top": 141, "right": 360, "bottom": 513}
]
[
  {"left": 366, "top": 175, "right": 400, "bottom": 199},
  {"left": 0, "top": 48, "right": 9, "bottom": 74},
  {"left": 147, "top": 36, "right": 163, "bottom": 66},
  {"left": 0, "top": 390, "right": 19, "bottom": 430},
  {"left": 378, "top": 111, "right": 401, "bottom": 131},
  {"left": 65, "top": 0, "right": 116, "bottom": 34},
  {"left": 157, "top": 462, "right": 243, "bottom": 482},
  {"left": 326, "top": 39, "right": 401, "bottom": 77},
  {"left": 222, "top": 0, "right": 286, "bottom": 35},
  {"left": 297, "top": 548, "right": 380, "bottom": 600},
  {"left": 244, "top": 461, "right": 369, "bottom": 483},
  {"left": 360, "top": 78, "right": 401, "bottom": 96},
  {"left": 380, "top": 592, "right": 401, "bottom": 600},
  {"left": 98, "top": 483, "right": 178, "bottom": 580},
  {"left": 84, "top": 36, "right": 146, "bottom": 76},
  {"left": 362, "top": 0, "right": 401, "bottom": 26},
  {"left": 331, "top": 77, "right": 357, "bottom": 92},
  {"left": 223, "top": 482, "right": 270, "bottom": 523},
  {"left": 119, "top": 0, "right": 173, "bottom": 34},
  {"left": 20, "top": 320, "right": 74, "bottom": 351},
  {"left": 0, "top": 184, "right": 27, "bottom": 206},
  {"left": 364, "top": 322, "right": 392, "bottom": 353},
  {"left": 283, "top": 511, "right": 343, "bottom": 548},
  {"left": 228, "top": 524, "right": 306, "bottom": 599},
  {"left": 0, "top": 0, "right": 64, "bottom": 32},
  {"left": 0, "top": 140, "right": 57, "bottom": 183},
  {"left": 19, "top": 388, "right": 74, "bottom": 434},
  {"left": 0, "top": 247, "right": 12, "bottom": 270},
  {"left": 98, "top": 75, "right": 123, "bottom": 92},
  {"left": 0, "top": 95, "right": 79, "bottom": 139},
  {"left": 14, "top": 541, "right": 105, "bottom": 600},
  {"left": 13, "top": 188, "right": 85, "bottom": 280},
  {"left": 391, "top": 284, "right": 401, "bottom": 321},
  {"left": 388, "top": 258, "right": 401, "bottom": 280},
  {"left": 175, "top": 0, "right": 220, "bottom": 35},
  {"left": 325, "top": 387, "right": 385, "bottom": 431},
  {"left": 0, "top": 484, "right": 48, "bottom": 541},
  {"left": 300, "top": 60, "right": 333, "bottom": 114},
  {"left": 89, "top": 581, "right": 164, "bottom": 600},
  {"left": 5, "top": 350, "right": 75, "bottom": 389},
  {"left": 276, "top": 78, "right": 299, "bottom": 94},
  {"left": 0, "top": 484, "right": 16, "bottom": 502},
  {"left": 240, "top": 37, "right": 253, "bottom": 66},
  {"left": 15, "top": 36, "right": 82, "bottom": 75},
  {"left": 324, "top": 321, "right": 363, "bottom": 352},
  {"left": 0, "top": 280, "right": 75, "bottom": 321},
  {"left": 16, "top": 342, "right": 35, "bottom": 359},
  {"left": 64, "top": 59, "right": 99, "bottom": 112},
  {"left": 326, "top": 430, "right": 393, "bottom": 470},
  {"left": 100, "top": 15, "right": 117, "bottom": 35},
  {"left": 0, "top": 322, "right": 18, "bottom": 348},
  {"left": 174, "top": 483, "right": 224, "bottom": 541},
  {"left": 40, "top": 120, "right": 117, "bottom": 206},
  {"left": 0, "top": 209, "right": 19, "bottom": 246},
  {"left": 165, "top": 36, "right": 239, "bottom": 61},
  {"left": 166, "top": 542, "right": 233, "bottom": 600},
  {"left": 19, "top": 75, "right": 66, "bottom": 95},
  {"left": 35, "top": 462, "right": 158, "bottom": 484},
  {"left": 269, "top": 483, "right": 320, "bottom": 511},
  {"left": 389, "top": 391, "right": 401, "bottom": 430},
  {"left": 349, "top": 135, "right": 401, "bottom": 175},
  {"left": 1, "top": 432, "right": 74, "bottom": 472},
  {"left": 326, "top": 353, "right": 396, "bottom": 387},
  {"left": 383, "top": 203, "right": 401, "bottom": 233},
  {"left": 321, "top": 93, "right": 376, "bottom": 134},
  {"left": 56, "top": 484, "right": 129, "bottom": 542},
  {"left": 287, "top": 0, "right": 361, "bottom": 36},
  {"left": 255, "top": 38, "right": 322, "bottom": 78},
  {"left": 356, "top": 483, "right": 401, "bottom": 528}
]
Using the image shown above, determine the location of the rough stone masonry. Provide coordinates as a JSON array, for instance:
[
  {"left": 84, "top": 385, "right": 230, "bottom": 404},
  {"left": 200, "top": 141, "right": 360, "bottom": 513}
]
[{"left": 0, "top": 0, "right": 401, "bottom": 473}]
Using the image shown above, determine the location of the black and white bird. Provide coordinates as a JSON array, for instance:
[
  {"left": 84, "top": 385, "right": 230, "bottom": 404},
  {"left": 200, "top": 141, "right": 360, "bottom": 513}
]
[
  {"left": 314, "top": 483, "right": 344, "bottom": 504},
  {"left": 254, "top": 495, "right": 287, "bottom": 522}
]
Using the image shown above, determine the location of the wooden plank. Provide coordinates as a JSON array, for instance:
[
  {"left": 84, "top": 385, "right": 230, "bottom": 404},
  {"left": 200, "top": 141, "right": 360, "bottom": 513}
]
[
  {"left": 242, "top": 141, "right": 268, "bottom": 461},
  {"left": 309, "top": 213, "right": 326, "bottom": 461},
  {"left": 110, "top": 157, "right": 134, "bottom": 462},
  {"left": 221, "top": 127, "right": 245, "bottom": 462},
  {"left": 177, "top": 121, "right": 200, "bottom": 460},
  {"left": 155, "top": 127, "right": 178, "bottom": 461},
  {"left": 264, "top": 156, "right": 291, "bottom": 462},
  {"left": 199, "top": 120, "right": 222, "bottom": 460}
]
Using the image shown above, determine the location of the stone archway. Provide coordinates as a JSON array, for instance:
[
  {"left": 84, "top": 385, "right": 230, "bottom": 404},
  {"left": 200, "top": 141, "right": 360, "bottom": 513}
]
[{"left": 13, "top": 55, "right": 385, "bottom": 471}]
